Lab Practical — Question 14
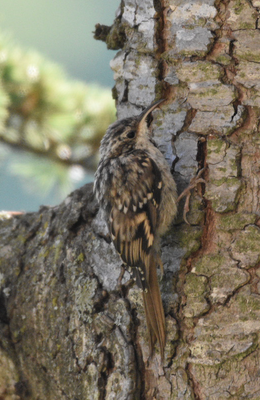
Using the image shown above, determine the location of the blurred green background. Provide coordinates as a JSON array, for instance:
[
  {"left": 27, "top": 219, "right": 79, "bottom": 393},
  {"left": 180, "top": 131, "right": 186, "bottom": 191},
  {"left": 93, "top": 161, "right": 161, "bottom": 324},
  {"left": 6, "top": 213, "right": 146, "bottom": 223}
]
[{"left": 0, "top": 0, "right": 119, "bottom": 212}]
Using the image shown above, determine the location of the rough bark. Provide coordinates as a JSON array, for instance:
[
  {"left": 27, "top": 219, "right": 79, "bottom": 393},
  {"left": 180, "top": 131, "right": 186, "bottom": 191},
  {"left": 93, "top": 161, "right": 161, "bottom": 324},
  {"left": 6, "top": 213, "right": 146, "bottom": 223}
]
[{"left": 1, "top": 0, "right": 260, "bottom": 399}]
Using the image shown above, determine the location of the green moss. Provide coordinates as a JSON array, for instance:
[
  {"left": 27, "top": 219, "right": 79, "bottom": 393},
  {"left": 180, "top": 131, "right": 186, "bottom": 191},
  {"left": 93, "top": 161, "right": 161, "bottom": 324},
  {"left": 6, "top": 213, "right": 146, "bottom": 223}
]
[
  {"left": 50, "top": 276, "right": 57, "bottom": 287},
  {"left": 178, "top": 49, "right": 209, "bottom": 58},
  {"left": 134, "top": 54, "right": 142, "bottom": 67},
  {"left": 232, "top": 226, "right": 260, "bottom": 264},
  {"left": 197, "top": 17, "right": 207, "bottom": 27},
  {"left": 210, "top": 177, "right": 240, "bottom": 187},
  {"left": 43, "top": 248, "right": 50, "bottom": 258},
  {"left": 194, "top": 254, "right": 225, "bottom": 276},
  {"left": 191, "top": 84, "right": 236, "bottom": 103},
  {"left": 207, "top": 138, "right": 226, "bottom": 155},
  {"left": 184, "top": 273, "right": 207, "bottom": 296},
  {"left": 218, "top": 213, "right": 256, "bottom": 231},
  {"left": 234, "top": 335, "right": 258, "bottom": 362},
  {"left": 20, "top": 325, "right": 27, "bottom": 335},
  {"left": 160, "top": 51, "right": 178, "bottom": 65},
  {"left": 17, "top": 234, "right": 27, "bottom": 244},
  {"left": 218, "top": 167, "right": 227, "bottom": 173},
  {"left": 227, "top": 177, "right": 242, "bottom": 189},
  {"left": 240, "top": 22, "right": 255, "bottom": 29},
  {"left": 234, "top": 0, "right": 243, "bottom": 14},
  {"left": 196, "top": 88, "right": 218, "bottom": 98},
  {"left": 239, "top": 52, "right": 260, "bottom": 63},
  {"left": 52, "top": 297, "right": 58, "bottom": 307},
  {"left": 13, "top": 330, "right": 21, "bottom": 341},
  {"left": 215, "top": 55, "right": 231, "bottom": 65},
  {"left": 198, "top": 61, "right": 216, "bottom": 74},
  {"left": 178, "top": 226, "right": 202, "bottom": 258},
  {"left": 77, "top": 253, "right": 85, "bottom": 263},
  {"left": 237, "top": 292, "right": 260, "bottom": 315},
  {"left": 183, "top": 273, "right": 210, "bottom": 317},
  {"left": 210, "top": 177, "right": 226, "bottom": 186},
  {"left": 176, "top": 61, "right": 221, "bottom": 83}
]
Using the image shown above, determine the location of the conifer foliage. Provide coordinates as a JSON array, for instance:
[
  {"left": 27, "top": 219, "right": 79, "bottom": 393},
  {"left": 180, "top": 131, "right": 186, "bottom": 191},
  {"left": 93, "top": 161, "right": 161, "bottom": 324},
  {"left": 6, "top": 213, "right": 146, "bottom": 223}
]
[{"left": 0, "top": 33, "right": 116, "bottom": 198}]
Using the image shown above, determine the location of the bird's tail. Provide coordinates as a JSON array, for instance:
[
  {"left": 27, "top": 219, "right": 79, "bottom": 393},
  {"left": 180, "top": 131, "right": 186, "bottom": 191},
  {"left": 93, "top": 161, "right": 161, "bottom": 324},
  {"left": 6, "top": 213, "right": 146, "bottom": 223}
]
[{"left": 142, "top": 255, "right": 165, "bottom": 359}]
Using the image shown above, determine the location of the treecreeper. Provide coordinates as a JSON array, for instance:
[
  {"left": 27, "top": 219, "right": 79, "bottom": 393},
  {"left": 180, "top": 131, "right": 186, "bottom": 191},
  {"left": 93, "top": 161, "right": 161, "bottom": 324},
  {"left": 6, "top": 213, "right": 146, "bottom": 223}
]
[{"left": 94, "top": 100, "right": 177, "bottom": 359}]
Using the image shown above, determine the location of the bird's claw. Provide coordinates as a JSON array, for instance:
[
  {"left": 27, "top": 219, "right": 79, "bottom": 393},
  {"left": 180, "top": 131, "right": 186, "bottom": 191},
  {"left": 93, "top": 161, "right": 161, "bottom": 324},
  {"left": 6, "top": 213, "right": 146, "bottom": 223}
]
[{"left": 177, "top": 168, "right": 206, "bottom": 224}]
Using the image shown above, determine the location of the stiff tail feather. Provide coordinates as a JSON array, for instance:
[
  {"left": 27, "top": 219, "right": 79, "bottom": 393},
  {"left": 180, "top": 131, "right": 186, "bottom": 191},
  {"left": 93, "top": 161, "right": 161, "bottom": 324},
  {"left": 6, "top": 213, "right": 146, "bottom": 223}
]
[{"left": 142, "top": 256, "right": 165, "bottom": 359}]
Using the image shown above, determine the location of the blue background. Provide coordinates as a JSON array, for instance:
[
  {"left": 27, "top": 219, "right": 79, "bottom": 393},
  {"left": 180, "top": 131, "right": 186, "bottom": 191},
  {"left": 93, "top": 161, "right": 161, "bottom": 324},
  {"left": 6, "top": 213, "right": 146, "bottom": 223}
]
[{"left": 0, "top": 0, "right": 119, "bottom": 211}]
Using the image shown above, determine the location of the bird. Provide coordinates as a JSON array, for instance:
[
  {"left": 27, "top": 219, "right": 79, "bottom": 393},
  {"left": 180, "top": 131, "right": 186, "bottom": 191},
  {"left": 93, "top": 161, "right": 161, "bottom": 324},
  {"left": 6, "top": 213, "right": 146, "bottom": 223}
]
[{"left": 93, "top": 100, "right": 178, "bottom": 359}]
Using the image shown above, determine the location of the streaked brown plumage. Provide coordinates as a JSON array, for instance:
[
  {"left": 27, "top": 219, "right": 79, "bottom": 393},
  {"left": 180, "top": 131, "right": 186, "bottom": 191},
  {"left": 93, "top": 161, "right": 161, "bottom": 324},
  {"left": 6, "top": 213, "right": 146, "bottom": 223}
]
[{"left": 93, "top": 100, "right": 177, "bottom": 358}]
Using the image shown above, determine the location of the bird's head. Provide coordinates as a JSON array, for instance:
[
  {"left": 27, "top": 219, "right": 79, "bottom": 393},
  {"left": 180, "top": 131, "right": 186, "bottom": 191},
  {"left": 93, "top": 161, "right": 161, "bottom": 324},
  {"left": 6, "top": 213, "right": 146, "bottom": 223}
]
[{"left": 99, "top": 100, "right": 164, "bottom": 159}]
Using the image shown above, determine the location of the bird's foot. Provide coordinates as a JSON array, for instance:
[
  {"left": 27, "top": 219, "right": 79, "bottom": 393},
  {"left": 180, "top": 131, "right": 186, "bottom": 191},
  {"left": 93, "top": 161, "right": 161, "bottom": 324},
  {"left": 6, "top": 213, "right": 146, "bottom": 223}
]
[{"left": 177, "top": 168, "right": 206, "bottom": 224}]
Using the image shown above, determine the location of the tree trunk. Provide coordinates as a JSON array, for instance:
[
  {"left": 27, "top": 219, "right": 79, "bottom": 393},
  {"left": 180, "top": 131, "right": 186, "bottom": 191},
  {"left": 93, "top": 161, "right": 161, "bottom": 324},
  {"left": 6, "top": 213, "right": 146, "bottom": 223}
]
[{"left": 1, "top": 0, "right": 260, "bottom": 399}]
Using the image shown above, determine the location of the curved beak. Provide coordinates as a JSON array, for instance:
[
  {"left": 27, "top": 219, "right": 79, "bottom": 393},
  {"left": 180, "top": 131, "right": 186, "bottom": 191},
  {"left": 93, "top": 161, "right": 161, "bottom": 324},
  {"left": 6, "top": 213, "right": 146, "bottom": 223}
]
[{"left": 138, "top": 99, "right": 165, "bottom": 123}]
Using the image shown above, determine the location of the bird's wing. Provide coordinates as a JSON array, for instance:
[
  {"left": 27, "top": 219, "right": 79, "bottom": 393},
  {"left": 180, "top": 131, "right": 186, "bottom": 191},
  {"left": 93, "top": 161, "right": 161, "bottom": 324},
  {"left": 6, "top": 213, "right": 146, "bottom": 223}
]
[
  {"left": 109, "top": 151, "right": 166, "bottom": 357},
  {"left": 109, "top": 151, "right": 163, "bottom": 289}
]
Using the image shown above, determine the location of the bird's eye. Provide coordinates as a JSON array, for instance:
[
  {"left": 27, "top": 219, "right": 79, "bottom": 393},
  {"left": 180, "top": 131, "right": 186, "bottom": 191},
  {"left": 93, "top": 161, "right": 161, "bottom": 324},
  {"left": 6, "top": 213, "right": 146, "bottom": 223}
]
[{"left": 127, "top": 130, "right": 135, "bottom": 139}]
